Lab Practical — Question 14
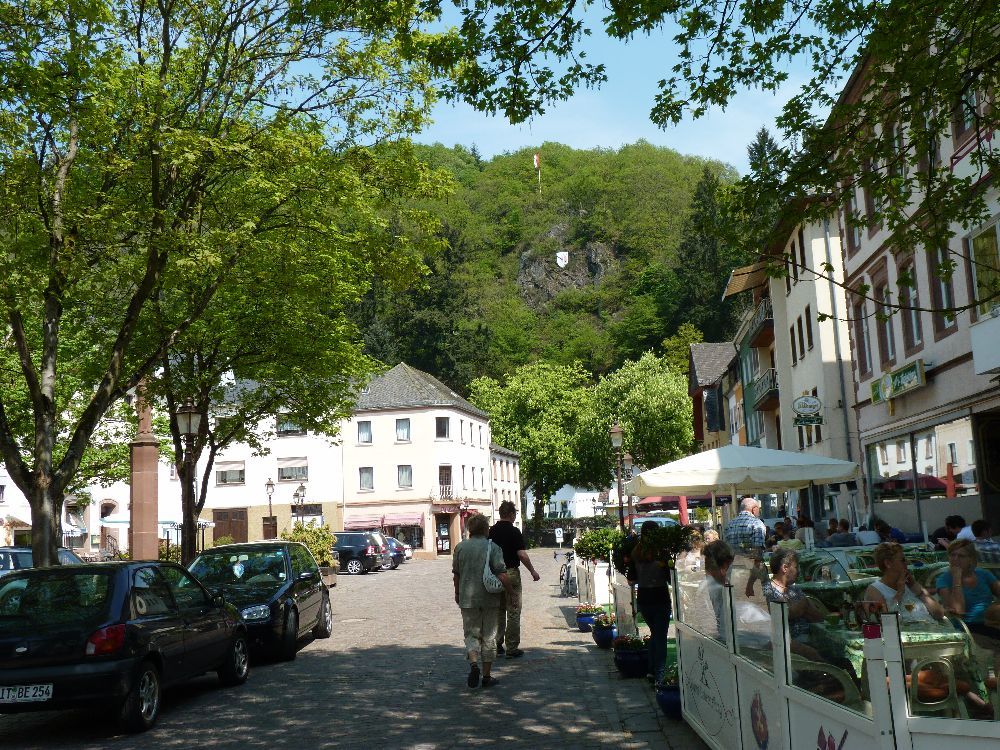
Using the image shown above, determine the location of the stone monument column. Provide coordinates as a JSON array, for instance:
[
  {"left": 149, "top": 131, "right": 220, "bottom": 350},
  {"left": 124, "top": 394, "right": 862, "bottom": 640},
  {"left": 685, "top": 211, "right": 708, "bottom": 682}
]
[{"left": 129, "top": 387, "right": 160, "bottom": 560}]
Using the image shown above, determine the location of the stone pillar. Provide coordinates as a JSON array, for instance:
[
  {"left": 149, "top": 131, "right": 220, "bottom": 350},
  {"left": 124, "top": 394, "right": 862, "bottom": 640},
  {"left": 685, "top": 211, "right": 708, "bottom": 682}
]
[{"left": 129, "top": 389, "right": 160, "bottom": 561}]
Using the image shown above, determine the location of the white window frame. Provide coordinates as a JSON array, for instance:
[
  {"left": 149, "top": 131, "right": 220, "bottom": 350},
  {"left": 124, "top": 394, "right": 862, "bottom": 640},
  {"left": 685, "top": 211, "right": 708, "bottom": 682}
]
[
  {"left": 357, "top": 420, "right": 373, "bottom": 445},
  {"left": 395, "top": 418, "right": 411, "bottom": 442},
  {"left": 397, "top": 464, "right": 413, "bottom": 488},
  {"left": 359, "top": 466, "right": 374, "bottom": 491}
]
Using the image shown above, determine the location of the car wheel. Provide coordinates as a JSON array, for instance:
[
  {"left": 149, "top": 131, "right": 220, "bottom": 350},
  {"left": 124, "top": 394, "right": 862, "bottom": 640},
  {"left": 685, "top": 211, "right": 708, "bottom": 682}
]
[
  {"left": 390, "top": 558, "right": 400, "bottom": 570},
  {"left": 345, "top": 559, "right": 363, "bottom": 575},
  {"left": 120, "top": 660, "right": 161, "bottom": 733},
  {"left": 312, "top": 595, "right": 333, "bottom": 639},
  {"left": 380, "top": 558, "right": 392, "bottom": 571},
  {"left": 277, "top": 608, "right": 298, "bottom": 661},
  {"left": 218, "top": 633, "right": 250, "bottom": 686}
]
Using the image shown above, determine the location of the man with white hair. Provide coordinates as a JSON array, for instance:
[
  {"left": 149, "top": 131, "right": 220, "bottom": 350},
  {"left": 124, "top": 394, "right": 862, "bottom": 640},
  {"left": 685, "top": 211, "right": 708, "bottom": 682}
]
[{"left": 724, "top": 497, "right": 767, "bottom": 554}]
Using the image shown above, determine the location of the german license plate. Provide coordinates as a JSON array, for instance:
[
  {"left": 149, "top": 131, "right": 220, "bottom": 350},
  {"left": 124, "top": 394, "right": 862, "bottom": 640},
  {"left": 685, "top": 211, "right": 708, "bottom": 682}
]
[{"left": 0, "top": 684, "right": 53, "bottom": 703}]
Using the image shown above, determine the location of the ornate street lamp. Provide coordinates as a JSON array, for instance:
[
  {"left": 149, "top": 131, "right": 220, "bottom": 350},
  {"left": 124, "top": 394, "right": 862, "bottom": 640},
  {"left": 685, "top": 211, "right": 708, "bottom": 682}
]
[
  {"left": 265, "top": 478, "right": 276, "bottom": 539},
  {"left": 175, "top": 398, "right": 202, "bottom": 564},
  {"left": 610, "top": 421, "right": 625, "bottom": 531}
]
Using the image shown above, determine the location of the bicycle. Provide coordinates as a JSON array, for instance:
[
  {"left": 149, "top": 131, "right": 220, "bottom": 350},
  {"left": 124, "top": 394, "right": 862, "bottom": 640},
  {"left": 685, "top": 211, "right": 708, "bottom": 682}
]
[{"left": 555, "top": 550, "right": 577, "bottom": 597}]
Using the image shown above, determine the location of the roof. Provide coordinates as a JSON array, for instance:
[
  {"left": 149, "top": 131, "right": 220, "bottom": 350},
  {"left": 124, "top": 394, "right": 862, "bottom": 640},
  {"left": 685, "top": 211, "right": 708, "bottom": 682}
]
[
  {"left": 722, "top": 262, "right": 768, "bottom": 299},
  {"left": 490, "top": 442, "right": 520, "bottom": 458},
  {"left": 355, "top": 363, "right": 488, "bottom": 419},
  {"left": 689, "top": 343, "right": 736, "bottom": 389}
]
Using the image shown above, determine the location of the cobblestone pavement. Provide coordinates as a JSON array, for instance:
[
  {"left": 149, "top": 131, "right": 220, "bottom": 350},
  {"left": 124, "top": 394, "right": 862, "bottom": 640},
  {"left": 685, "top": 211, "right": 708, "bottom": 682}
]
[{"left": 0, "top": 547, "right": 708, "bottom": 749}]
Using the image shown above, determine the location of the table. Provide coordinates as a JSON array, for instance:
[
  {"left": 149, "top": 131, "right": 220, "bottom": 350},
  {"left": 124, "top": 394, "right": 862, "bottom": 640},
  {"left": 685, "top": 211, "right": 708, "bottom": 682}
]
[
  {"left": 799, "top": 577, "right": 876, "bottom": 611},
  {"left": 810, "top": 619, "right": 986, "bottom": 699}
]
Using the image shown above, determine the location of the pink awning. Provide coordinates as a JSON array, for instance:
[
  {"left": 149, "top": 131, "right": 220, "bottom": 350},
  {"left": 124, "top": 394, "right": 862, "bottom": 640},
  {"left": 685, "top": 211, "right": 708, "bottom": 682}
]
[
  {"left": 343, "top": 516, "right": 383, "bottom": 530},
  {"left": 382, "top": 513, "right": 424, "bottom": 527}
]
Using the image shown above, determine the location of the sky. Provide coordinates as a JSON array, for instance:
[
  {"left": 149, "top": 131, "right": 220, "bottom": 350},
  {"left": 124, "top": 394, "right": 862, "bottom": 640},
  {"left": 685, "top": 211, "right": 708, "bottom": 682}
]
[{"left": 414, "top": 21, "right": 811, "bottom": 175}]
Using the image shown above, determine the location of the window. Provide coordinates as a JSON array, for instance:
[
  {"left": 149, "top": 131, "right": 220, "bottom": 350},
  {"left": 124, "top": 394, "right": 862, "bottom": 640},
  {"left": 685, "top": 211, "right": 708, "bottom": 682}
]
[
  {"left": 480, "top": 467, "right": 484, "bottom": 488},
  {"left": 928, "top": 246, "right": 957, "bottom": 336},
  {"left": 790, "top": 326, "right": 797, "bottom": 364},
  {"left": 877, "top": 285, "right": 896, "bottom": 365},
  {"left": 277, "top": 457, "right": 308, "bottom": 481},
  {"left": 460, "top": 418, "right": 465, "bottom": 443},
  {"left": 805, "top": 305, "right": 814, "bottom": 350},
  {"left": 215, "top": 461, "right": 245, "bottom": 485},
  {"left": 479, "top": 425, "right": 483, "bottom": 447},
  {"left": 812, "top": 388, "right": 822, "bottom": 443},
  {"left": 790, "top": 241, "right": 799, "bottom": 282},
  {"left": 853, "top": 299, "right": 873, "bottom": 377},
  {"left": 797, "top": 317, "right": 805, "bottom": 357},
  {"left": 276, "top": 415, "right": 306, "bottom": 436},
  {"left": 845, "top": 188, "right": 863, "bottom": 254},
  {"left": 359, "top": 467, "right": 374, "bottom": 491},
  {"left": 879, "top": 444, "right": 888, "bottom": 464},
  {"left": 436, "top": 417, "right": 450, "bottom": 439},
  {"left": 395, "top": 418, "right": 410, "bottom": 442},
  {"left": 785, "top": 253, "right": 793, "bottom": 293},
  {"left": 968, "top": 439, "right": 976, "bottom": 465},
  {"left": 357, "top": 420, "right": 372, "bottom": 444},
  {"left": 798, "top": 426, "right": 805, "bottom": 450},
  {"left": 462, "top": 465, "right": 467, "bottom": 490},
  {"left": 898, "top": 263, "right": 923, "bottom": 351},
  {"left": 896, "top": 441, "right": 907, "bottom": 462},
  {"left": 918, "top": 113, "right": 942, "bottom": 175},
  {"left": 471, "top": 466, "right": 476, "bottom": 490},
  {"left": 971, "top": 224, "right": 1000, "bottom": 316},
  {"left": 946, "top": 442, "right": 958, "bottom": 467},
  {"left": 954, "top": 86, "right": 981, "bottom": 141},
  {"left": 925, "top": 435, "right": 934, "bottom": 459},
  {"left": 397, "top": 465, "right": 412, "bottom": 488},
  {"left": 798, "top": 227, "right": 807, "bottom": 275}
]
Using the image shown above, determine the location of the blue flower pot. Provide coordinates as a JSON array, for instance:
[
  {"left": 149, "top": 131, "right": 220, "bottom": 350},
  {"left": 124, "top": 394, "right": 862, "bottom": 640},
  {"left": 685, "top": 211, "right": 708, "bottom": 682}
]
[
  {"left": 613, "top": 648, "right": 649, "bottom": 678},
  {"left": 576, "top": 613, "right": 596, "bottom": 632},
  {"left": 656, "top": 684, "right": 682, "bottom": 719},
  {"left": 592, "top": 625, "right": 617, "bottom": 649}
]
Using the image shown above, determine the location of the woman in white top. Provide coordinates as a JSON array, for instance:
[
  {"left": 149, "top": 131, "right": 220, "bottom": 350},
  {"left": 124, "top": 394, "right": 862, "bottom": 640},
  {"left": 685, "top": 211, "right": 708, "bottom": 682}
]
[{"left": 864, "top": 543, "right": 944, "bottom": 623}]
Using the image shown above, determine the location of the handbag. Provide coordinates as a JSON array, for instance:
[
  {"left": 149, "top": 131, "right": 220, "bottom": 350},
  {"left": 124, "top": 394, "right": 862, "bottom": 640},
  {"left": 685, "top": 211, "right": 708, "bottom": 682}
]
[{"left": 483, "top": 541, "right": 505, "bottom": 593}]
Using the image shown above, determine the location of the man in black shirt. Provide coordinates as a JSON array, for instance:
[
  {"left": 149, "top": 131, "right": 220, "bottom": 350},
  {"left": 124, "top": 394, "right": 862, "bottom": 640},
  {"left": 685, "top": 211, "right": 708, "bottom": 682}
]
[{"left": 488, "top": 501, "right": 541, "bottom": 658}]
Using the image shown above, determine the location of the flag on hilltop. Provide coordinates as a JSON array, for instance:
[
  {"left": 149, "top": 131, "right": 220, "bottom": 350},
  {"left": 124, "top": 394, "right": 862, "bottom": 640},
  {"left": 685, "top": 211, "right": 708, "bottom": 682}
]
[{"left": 533, "top": 152, "right": 541, "bottom": 194}]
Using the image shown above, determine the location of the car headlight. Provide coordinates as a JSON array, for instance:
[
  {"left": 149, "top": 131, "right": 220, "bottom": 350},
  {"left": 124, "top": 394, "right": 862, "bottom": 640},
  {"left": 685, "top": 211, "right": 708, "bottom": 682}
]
[{"left": 241, "top": 604, "right": 272, "bottom": 621}]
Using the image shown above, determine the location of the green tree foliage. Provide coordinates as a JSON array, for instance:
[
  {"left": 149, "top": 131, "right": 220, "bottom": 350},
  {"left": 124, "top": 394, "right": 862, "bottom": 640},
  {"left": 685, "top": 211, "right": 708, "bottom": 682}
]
[
  {"left": 469, "top": 363, "right": 602, "bottom": 519},
  {"left": 0, "top": 0, "right": 442, "bottom": 565},
  {"left": 281, "top": 522, "right": 337, "bottom": 567},
  {"left": 662, "top": 324, "right": 704, "bottom": 378}
]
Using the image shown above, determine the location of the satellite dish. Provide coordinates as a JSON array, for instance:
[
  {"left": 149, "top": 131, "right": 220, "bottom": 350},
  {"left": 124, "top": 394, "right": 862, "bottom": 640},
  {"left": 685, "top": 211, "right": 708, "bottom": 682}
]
[{"left": 556, "top": 251, "right": 569, "bottom": 268}]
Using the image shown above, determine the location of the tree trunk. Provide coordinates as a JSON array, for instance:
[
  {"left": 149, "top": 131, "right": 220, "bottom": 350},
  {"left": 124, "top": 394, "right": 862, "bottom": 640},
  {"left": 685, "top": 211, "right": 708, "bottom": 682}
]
[
  {"left": 30, "top": 479, "right": 61, "bottom": 568},
  {"left": 179, "top": 447, "right": 198, "bottom": 565}
]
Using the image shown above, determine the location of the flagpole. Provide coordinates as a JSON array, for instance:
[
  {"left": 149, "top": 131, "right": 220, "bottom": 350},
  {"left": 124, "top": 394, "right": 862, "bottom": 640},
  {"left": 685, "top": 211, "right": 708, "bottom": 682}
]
[{"left": 533, "top": 151, "right": 541, "bottom": 195}]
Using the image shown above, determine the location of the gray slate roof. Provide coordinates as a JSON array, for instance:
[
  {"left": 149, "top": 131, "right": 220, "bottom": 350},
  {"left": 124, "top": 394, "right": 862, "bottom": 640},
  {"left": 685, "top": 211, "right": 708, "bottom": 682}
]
[
  {"left": 355, "top": 363, "right": 488, "bottom": 419},
  {"left": 490, "top": 442, "right": 520, "bottom": 458},
  {"left": 689, "top": 342, "right": 736, "bottom": 388}
]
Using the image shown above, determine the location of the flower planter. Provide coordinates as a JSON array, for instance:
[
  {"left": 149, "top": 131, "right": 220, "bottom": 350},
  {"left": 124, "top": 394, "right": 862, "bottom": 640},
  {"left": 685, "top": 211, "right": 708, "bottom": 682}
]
[
  {"left": 613, "top": 648, "right": 649, "bottom": 678},
  {"left": 576, "top": 613, "right": 596, "bottom": 632},
  {"left": 656, "top": 684, "right": 682, "bottom": 719},
  {"left": 592, "top": 625, "right": 617, "bottom": 649}
]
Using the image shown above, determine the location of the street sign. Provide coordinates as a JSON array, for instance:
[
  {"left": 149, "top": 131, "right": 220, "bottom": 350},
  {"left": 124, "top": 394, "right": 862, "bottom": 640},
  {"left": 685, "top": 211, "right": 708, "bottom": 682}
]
[
  {"left": 794, "top": 415, "right": 824, "bottom": 426},
  {"left": 554, "top": 527, "right": 564, "bottom": 546}
]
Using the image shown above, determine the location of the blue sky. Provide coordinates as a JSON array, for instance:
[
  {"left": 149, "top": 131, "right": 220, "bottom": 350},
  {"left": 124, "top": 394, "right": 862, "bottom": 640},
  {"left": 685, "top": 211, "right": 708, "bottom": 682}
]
[{"left": 415, "top": 21, "right": 809, "bottom": 175}]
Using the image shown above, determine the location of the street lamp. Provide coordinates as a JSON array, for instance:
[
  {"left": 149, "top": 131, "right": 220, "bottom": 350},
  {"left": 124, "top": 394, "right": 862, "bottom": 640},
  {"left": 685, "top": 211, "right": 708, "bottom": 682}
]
[
  {"left": 175, "top": 398, "right": 201, "bottom": 564},
  {"left": 294, "top": 482, "right": 306, "bottom": 524},
  {"left": 265, "top": 478, "right": 275, "bottom": 539},
  {"left": 623, "top": 453, "right": 635, "bottom": 524},
  {"left": 610, "top": 421, "right": 625, "bottom": 531}
]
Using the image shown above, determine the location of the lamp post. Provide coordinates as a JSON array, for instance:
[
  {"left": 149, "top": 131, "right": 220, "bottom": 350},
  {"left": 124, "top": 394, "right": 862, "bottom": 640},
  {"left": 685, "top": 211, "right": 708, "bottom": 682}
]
[
  {"left": 623, "top": 452, "right": 635, "bottom": 525},
  {"left": 265, "top": 478, "right": 275, "bottom": 539},
  {"left": 610, "top": 421, "right": 625, "bottom": 530},
  {"left": 175, "top": 398, "right": 202, "bottom": 565},
  {"left": 294, "top": 482, "right": 306, "bottom": 524}
]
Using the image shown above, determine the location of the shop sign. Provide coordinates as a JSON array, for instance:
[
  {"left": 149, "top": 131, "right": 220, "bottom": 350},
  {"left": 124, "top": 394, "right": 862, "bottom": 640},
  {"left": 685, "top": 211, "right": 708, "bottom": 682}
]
[
  {"left": 793, "top": 415, "right": 824, "bottom": 426},
  {"left": 870, "top": 359, "right": 926, "bottom": 404},
  {"left": 791, "top": 395, "right": 822, "bottom": 416}
]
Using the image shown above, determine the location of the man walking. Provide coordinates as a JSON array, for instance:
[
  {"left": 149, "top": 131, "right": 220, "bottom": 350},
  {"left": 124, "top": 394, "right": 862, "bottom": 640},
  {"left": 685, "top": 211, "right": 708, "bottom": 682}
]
[{"left": 489, "top": 501, "right": 541, "bottom": 658}]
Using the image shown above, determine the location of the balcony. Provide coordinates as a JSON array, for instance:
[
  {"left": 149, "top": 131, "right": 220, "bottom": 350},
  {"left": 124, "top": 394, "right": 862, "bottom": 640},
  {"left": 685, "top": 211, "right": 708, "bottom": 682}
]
[
  {"left": 746, "top": 297, "right": 774, "bottom": 348},
  {"left": 747, "top": 368, "right": 780, "bottom": 411},
  {"left": 439, "top": 484, "right": 453, "bottom": 499},
  {"left": 971, "top": 311, "right": 1000, "bottom": 374}
]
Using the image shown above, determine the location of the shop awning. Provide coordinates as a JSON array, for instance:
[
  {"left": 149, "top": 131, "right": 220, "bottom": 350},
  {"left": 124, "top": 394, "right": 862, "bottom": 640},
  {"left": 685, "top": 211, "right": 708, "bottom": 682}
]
[
  {"left": 382, "top": 513, "right": 424, "bottom": 526},
  {"left": 4, "top": 515, "right": 31, "bottom": 529},
  {"left": 343, "top": 515, "right": 384, "bottom": 530},
  {"left": 100, "top": 514, "right": 132, "bottom": 526},
  {"left": 722, "top": 261, "right": 767, "bottom": 300}
]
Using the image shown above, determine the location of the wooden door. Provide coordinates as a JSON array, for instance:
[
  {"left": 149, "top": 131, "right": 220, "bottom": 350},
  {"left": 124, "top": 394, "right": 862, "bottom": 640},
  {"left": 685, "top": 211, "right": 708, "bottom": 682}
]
[{"left": 213, "top": 509, "right": 249, "bottom": 543}]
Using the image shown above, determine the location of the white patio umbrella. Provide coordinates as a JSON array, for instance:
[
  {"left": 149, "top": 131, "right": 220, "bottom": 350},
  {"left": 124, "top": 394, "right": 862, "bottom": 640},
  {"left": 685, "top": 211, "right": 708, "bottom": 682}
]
[{"left": 625, "top": 444, "right": 858, "bottom": 523}]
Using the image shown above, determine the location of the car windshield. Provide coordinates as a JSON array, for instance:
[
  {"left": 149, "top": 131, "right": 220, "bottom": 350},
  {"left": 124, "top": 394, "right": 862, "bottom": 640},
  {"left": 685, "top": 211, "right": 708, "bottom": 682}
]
[
  {"left": 190, "top": 549, "right": 288, "bottom": 586},
  {"left": 0, "top": 550, "right": 33, "bottom": 572},
  {"left": 0, "top": 569, "right": 113, "bottom": 627}
]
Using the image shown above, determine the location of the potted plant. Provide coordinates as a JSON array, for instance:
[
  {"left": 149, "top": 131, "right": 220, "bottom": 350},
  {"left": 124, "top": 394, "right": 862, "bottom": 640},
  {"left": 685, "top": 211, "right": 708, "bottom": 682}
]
[
  {"left": 575, "top": 603, "right": 604, "bottom": 632},
  {"left": 655, "top": 662, "right": 682, "bottom": 719},
  {"left": 591, "top": 612, "right": 617, "bottom": 648},
  {"left": 574, "top": 527, "right": 623, "bottom": 564},
  {"left": 612, "top": 633, "right": 650, "bottom": 678}
]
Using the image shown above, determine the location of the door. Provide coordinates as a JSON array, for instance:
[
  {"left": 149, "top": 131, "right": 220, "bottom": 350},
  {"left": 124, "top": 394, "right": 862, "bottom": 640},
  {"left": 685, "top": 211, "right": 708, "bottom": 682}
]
[
  {"left": 159, "top": 565, "right": 228, "bottom": 674},
  {"left": 435, "top": 513, "right": 451, "bottom": 554},
  {"left": 262, "top": 516, "right": 277, "bottom": 540},
  {"left": 213, "top": 509, "right": 249, "bottom": 543},
  {"left": 131, "top": 567, "right": 186, "bottom": 682},
  {"left": 289, "top": 545, "right": 322, "bottom": 630}
]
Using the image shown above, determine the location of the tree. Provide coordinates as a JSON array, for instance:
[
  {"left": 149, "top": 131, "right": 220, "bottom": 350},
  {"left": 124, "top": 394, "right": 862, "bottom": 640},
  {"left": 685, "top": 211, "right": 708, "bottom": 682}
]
[
  {"left": 469, "top": 363, "right": 602, "bottom": 519},
  {"left": 662, "top": 324, "right": 704, "bottom": 378},
  {"left": 428, "top": 1, "right": 1000, "bottom": 310},
  {"left": 0, "top": 0, "right": 440, "bottom": 566}
]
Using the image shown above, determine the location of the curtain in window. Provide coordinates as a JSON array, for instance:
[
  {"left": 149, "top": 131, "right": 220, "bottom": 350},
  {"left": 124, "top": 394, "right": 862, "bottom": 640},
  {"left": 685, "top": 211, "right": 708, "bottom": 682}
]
[
  {"left": 358, "top": 421, "right": 372, "bottom": 443},
  {"left": 396, "top": 419, "right": 410, "bottom": 441},
  {"left": 398, "top": 465, "right": 412, "bottom": 487},
  {"left": 359, "top": 467, "right": 374, "bottom": 490}
]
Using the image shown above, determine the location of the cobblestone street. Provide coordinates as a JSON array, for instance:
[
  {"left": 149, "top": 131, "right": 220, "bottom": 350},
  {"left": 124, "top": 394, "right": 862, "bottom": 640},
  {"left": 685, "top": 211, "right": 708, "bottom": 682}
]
[{"left": 1, "top": 549, "right": 707, "bottom": 749}]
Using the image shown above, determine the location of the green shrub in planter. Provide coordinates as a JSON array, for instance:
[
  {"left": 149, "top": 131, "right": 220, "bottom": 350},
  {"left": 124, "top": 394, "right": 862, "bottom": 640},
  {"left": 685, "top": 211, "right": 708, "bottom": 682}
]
[
  {"left": 574, "top": 527, "right": 623, "bottom": 563},
  {"left": 281, "top": 521, "right": 336, "bottom": 566}
]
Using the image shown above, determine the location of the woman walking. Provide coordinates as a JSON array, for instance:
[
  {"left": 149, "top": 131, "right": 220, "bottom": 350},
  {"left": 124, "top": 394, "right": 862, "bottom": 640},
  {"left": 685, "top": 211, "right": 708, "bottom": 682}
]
[
  {"left": 627, "top": 520, "right": 673, "bottom": 685},
  {"left": 453, "top": 514, "right": 513, "bottom": 689}
]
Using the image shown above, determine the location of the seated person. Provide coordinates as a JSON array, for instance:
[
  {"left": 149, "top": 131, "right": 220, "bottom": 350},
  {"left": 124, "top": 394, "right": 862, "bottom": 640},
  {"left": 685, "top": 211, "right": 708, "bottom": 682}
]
[
  {"left": 697, "top": 540, "right": 735, "bottom": 640},
  {"left": 972, "top": 520, "right": 1000, "bottom": 563},
  {"left": 874, "top": 519, "right": 906, "bottom": 544},
  {"left": 762, "top": 549, "right": 824, "bottom": 660},
  {"left": 703, "top": 529, "right": 720, "bottom": 544},
  {"left": 825, "top": 518, "right": 839, "bottom": 541},
  {"left": 864, "top": 542, "right": 944, "bottom": 623},
  {"left": 937, "top": 539, "right": 1000, "bottom": 676},
  {"left": 827, "top": 518, "right": 859, "bottom": 547},
  {"left": 931, "top": 514, "right": 966, "bottom": 550}
]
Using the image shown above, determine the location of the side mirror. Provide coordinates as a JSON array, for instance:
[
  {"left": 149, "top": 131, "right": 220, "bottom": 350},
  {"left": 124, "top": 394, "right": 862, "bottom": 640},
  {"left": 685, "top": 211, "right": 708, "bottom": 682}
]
[{"left": 298, "top": 571, "right": 316, "bottom": 581}]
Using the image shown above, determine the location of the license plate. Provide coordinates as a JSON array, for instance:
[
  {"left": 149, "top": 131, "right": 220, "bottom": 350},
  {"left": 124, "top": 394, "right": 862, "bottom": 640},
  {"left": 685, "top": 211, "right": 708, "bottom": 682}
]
[{"left": 0, "top": 684, "right": 53, "bottom": 703}]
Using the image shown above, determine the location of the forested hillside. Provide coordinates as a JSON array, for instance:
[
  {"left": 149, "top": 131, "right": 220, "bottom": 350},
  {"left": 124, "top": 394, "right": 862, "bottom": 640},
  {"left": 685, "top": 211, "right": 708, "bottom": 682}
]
[{"left": 357, "top": 140, "right": 752, "bottom": 391}]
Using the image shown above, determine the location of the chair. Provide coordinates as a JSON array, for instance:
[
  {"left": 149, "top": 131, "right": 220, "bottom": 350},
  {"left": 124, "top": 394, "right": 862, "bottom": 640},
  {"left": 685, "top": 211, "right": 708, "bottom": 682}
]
[
  {"left": 905, "top": 657, "right": 969, "bottom": 718},
  {"left": 916, "top": 562, "right": 949, "bottom": 590},
  {"left": 790, "top": 655, "right": 864, "bottom": 709},
  {"left": 948, "top": 616, "right": 1000, "bottom": 720},
  {"left": 804, "top": 595, "right": 830, "bottom": 616}
]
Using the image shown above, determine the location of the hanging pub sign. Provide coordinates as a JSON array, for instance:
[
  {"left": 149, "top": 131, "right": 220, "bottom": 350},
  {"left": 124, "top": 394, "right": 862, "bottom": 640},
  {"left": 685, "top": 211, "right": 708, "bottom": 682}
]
[
  {"left": 793, "top": 414, "right": 824, "bottom": 426},
  {"left": 870, "top": 359, "right": 926, "bottom": 404},
  {"left": 791, "top": 395, "right": 822, "bottom": 416}
]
